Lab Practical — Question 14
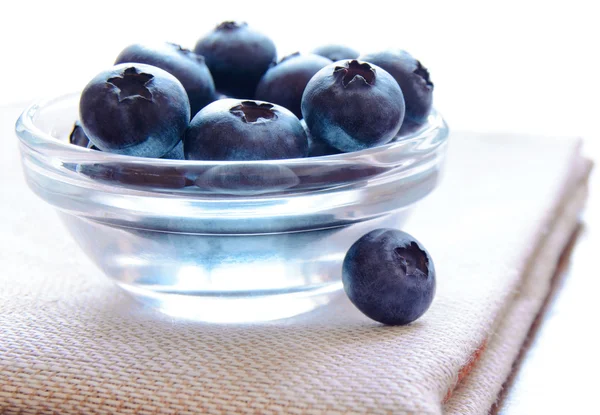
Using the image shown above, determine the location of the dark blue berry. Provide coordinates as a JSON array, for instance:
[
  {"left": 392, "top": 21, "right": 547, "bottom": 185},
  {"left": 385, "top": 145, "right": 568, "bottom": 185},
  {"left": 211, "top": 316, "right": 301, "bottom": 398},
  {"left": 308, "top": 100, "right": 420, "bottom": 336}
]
[
  {"left": 312, "top": 44, "right": 359, "bottom": 62},
  {"left": 184, "top": 99, "right": 308, "bottom": 161},
  {"left": 301, "top": 60, "right": 405, "bottom": 152},
  {"left": 194, "top": 21, "right": 276, "bottom": 99},
  {"left": 115, "top": 42, "right": 216, "bottom": 116},
  {"left": 255, "top": 53, "right": 332, "bottom": 118},
  {"left": 161, "top": 141, "right": 184, "bottom": 160},
  {"left": 300, "top": 119, "right": 341, "bottom": 157},
  {"left": 342, "top": 229, "right": 436, "bottom": 325},
  {"left": 79, "top": 63, "right": 190, "bottom": 158},
  {"left": 69, "top": 121, "right": 98, "bottom": 150},
  {"left": 359, "top": 50, "right": 433, "bottom": 133}
]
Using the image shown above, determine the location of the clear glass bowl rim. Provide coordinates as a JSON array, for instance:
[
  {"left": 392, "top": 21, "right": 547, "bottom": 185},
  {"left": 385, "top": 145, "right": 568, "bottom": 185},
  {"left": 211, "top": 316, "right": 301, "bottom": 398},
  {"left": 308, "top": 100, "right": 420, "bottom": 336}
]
[
  {"left": 16, "top": 92, "right": 447, "bottom": 167},
  {"left": 14, "top": 93, "right": 450, "bottom": 233}
]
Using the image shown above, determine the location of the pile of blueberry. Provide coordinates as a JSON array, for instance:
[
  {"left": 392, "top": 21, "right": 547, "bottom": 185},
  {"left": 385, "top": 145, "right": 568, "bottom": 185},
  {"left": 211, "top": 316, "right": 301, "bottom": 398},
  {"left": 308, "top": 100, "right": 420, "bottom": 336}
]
[
  {"left": 73, "top": 21, "right": 434, "bottom": 161},
  {"left": 73, "top": 21, "right": 437, "bottom": 325}
]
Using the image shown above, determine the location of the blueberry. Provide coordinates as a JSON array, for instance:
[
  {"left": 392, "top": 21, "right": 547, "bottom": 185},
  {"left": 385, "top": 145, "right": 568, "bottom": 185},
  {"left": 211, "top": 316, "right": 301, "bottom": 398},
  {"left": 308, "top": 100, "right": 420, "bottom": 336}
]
[
  {"left": 359, "top": 50, "right": 433, "bottom": 133},
  {"left": 255, "top": 53, "right": 332, "bottom": 118},
  {"left": 342, "top": 229, "right": 436, "bottom": 325},
  {"left": 115, "top": 42, "right": 216, "bottom": 116},
  {"left": 300, "top": 119, "right": 340, "bottom": 157},
  {"left": 312, "top": 44, "right": 360, "bottom": 62},
  {"left": 79, "top": 63, "right": 190, "bottom": 158},
  {"left": 69, "top": 120, "right": 98, "bottom": 150},
  {"left": 184, "top": 99, "right": 308, "bottom": 161},
  {"left": 161, "top": 141, "right": 184, "bottom": 160},
  {"left": 301, "top": 59, "right": 405, "bottom": 152},
  {"left": 194, "top": 21, "right": 276, "bottom": 98}
]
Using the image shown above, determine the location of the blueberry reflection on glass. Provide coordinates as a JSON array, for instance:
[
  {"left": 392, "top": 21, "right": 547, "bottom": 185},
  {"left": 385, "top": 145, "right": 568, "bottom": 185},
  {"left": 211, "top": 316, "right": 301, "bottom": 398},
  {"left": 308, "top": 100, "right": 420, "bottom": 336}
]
[
  {"left": 255, "top": 52, "right": 332, "bottom": 119},
  {"left": 312, "top": 44, "right": 360, "bottom": 62},
  {"left": 359, "top": 50, "right": 433, "bottom": 134},
  {"left": 342, "top": 228, "right": 436, "bottom": 325},
  {"left": 79, "top": 63, "right": 190, "bottom": 158},
  {"left": 184, "top": 99, "right": 308, "bottom": 161},
  {"left": 194, "top": 21, "right": 276, "bottom": 99},
  {"left": 301, "top": 60, "right": 405, "bottom": 153},
  {"left": 115, "top": 42, "right": 216, "bottom": 116},
  {"left": 77, "top": 162, "right": 191, "bottom": 189},
  {"left": 196, "top": 163, "right": 300, "bottom": 195}
]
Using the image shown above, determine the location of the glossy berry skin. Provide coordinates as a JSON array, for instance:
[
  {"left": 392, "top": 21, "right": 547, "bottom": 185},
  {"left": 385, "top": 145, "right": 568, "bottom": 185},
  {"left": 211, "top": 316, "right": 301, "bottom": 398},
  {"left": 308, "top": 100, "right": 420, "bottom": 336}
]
[
  {"left": 312, "top": 44, "right": 360, "bottom": 62},
  {"left": 115, "top": 42, "right": 216, "bottom": 116},
  {"left": 69, "top": 120, "right": 97, "bottom": 149},
  {"left": 80, "top": 63, "right": 190, "bottom": 158},
  {"left": 359, "top": 50, "right": 433, "bottom": 133},
  {"left": 161, "top": 141, "right": 184, "bottom": 160},
  {"left": 184, "top": 99, "right": 308, "bottom": 161},
  {"left": 301, "top": 60, "right": 405, "bottom": 152},
  {"left": 342, "top": 229, "right": 436, "bottom": 325},
  {"left": 194, "top": 21, "right": 276, "bottom": 99},
  {"left": 255, "top": 53, "right": 332, "bottom": 118},
  {"left": 300, "top": 119, "right": 340, "bottom": 157}
]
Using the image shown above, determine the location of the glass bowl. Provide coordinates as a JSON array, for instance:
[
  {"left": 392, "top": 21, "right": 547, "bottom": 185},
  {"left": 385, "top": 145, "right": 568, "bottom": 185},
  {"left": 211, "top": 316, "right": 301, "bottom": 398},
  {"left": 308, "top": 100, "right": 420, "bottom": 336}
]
[{"left": 15, "top": 92, "right": 449, "bottom": 323}]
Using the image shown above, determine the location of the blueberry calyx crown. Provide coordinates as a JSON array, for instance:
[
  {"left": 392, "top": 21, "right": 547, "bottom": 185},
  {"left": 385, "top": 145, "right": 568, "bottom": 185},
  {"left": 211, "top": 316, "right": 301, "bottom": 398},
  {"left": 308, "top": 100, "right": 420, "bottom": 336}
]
[
  {"left": 394, "top": 242, "right": 429, "bottom": 278},
  {"left": 168, "top": 42, "right": 190, "bottom": 53},
  {"left": 216, "top": 21, "right": 247, "bottom": 31},
  {"left": 169, "top": 42, "right": 205, "bottom": 63},
  {"left": 230, "top": 101, "right": 277, "bottom": 123},
  {"left": 334, "top": 60, "right": 376, "bottom": 87},
  {"left": 280, "top": 52, "right": 301, "bottom": 63},
  {"left": 414, "top": 60, "right": 433, "bottom": 88},
  {"left": 108, "top": 67, "right": 154, "bottom": 102}
]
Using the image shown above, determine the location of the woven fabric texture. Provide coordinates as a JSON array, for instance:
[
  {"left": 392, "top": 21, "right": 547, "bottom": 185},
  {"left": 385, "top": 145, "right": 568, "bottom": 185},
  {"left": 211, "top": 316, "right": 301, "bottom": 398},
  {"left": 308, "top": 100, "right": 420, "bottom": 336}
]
[{"left": 0, "top": 107, "right": 592, "bottom": 414}]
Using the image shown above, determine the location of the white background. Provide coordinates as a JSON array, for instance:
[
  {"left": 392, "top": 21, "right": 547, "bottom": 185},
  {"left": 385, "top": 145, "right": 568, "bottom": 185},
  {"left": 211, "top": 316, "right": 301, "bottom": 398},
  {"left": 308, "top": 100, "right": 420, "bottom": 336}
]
[{"left": 1, "top": 0, "right": 599, "bottom": 140}]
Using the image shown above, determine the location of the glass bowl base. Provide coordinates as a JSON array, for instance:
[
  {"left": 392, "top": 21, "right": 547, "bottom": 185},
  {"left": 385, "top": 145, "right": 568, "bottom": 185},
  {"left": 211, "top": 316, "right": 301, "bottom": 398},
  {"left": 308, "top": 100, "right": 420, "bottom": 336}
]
[
  {"left": 59, "top": 209, "right": 412, "bottom": 323},
  {"left": 119, "top": 281, "right": 343, "bottom": 323}
]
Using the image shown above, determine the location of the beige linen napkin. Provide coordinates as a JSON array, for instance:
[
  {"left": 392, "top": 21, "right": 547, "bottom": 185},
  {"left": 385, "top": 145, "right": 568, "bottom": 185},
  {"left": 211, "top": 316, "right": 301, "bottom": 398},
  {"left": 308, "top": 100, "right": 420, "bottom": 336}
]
[{"left": 0, "top": 106, "right": 592, "bottom": 414}]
